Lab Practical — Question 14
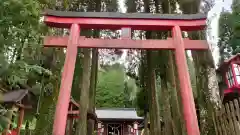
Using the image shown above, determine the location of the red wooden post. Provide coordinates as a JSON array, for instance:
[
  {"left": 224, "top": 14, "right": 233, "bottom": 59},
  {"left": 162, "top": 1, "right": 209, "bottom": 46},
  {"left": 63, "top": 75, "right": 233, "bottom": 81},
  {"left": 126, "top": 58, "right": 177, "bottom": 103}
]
[
  {"left": 97, "top": 122, "right": 102, "bottom": 135},
  {"left": 231, "top": 63, "right": 237, "bottom": 85},
  {"left": 172, "top": 25, "right": 200, "bottom": 135},
  {"left": 53, "top": 23, "right": 80, "bottom": 135},
  {"left": 97, "top": 129, "right": 101, "bottom": 135},
  {"left": 44, "top": 36, "right": 208, "bottom": 50},
  {"left": 16, "top": 108, "right": 24, "bottom": 135},
  {"left": 133, "top": 122, "right": 138, "bottom": 135}
]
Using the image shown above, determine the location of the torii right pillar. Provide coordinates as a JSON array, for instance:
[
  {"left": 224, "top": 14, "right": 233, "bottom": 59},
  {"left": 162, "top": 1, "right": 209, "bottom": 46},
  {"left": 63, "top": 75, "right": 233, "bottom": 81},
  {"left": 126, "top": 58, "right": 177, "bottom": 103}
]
[{"left": 172, "top": 25, "right": 200, "bottom": 135}]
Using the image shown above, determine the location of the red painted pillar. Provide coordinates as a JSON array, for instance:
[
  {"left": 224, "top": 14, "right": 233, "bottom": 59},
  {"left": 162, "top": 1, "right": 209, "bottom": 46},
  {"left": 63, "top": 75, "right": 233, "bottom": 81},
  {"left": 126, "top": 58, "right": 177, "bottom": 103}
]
[
  {"left": 16, "top": 108, "right": 24, "bottom": 135},
  {"left": 53, "top": 24, "right": 80, "bottom": 135},
  {"left": 172, "top": 25, "right": 200, "bottom": 135}
]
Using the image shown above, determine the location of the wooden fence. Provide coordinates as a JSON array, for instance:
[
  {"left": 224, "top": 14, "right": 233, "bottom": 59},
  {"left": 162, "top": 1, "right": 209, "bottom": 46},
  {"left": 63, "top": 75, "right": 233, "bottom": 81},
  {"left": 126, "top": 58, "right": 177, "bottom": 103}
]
[{"left": 213, "top": 98, "right": 240, "bottom": 135}]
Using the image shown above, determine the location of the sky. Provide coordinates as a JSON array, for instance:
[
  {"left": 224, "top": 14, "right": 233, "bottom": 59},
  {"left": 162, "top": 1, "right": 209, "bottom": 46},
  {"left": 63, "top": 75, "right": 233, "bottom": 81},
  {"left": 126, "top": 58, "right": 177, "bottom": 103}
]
[{"left": 208, "top": 0, "right": 233, "bottom": 66}]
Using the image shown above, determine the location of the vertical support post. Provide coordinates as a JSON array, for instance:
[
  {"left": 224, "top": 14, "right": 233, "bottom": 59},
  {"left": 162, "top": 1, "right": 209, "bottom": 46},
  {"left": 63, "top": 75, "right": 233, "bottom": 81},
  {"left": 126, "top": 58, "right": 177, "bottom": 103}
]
[
  {"left": 133, "top": 122, "right": 138, "bottom": 135},
  {"left": 225, "top": 71, "right": 230, "bottom": 88},
  {"left": 67, "top": 104, "right": 73, "bottom": 135},
  {"left": 121, "top": 27, "right": 131, "bottom": 39},
  {"left": 53, "top": 24, "right": 80, "bottom": 135},
  {"left": 68, "top": 118, "right": 73, "bottom": 135},
  {"left": 122, "top": 123, "right": 124, "bottom": 135},
  {"left": 172, "top": 25, "right": 200, "bottom": 135},
  {"left": 16, "top": 108, "right": 24, "bottom": 135},
  {"left": 97, "top": 122, "right": 102, "bottom": 135},
  {"left": 231, "top": 63, "right": 237, "bottom": 85},
  {"left": 97, "top": 129, "right": 100, "bottom": 135}
]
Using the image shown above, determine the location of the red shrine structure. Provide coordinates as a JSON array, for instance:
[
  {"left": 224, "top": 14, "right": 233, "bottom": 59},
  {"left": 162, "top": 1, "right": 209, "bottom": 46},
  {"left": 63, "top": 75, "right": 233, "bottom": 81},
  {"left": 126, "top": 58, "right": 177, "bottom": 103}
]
[
  {"left": 43, "top": 9, "right": 209, "bottom": 135},
  {"left": 66, "top": 98, "right": 97, "bottom": 135},
  {"left": 0, "top": 90, "right": 35, "bottom": 135},
  {"left": 95, "top": 108, "right": 143, "bottom": 135},
  {"left": 217, "top": 53, "right": 240, "bottom": 103}
]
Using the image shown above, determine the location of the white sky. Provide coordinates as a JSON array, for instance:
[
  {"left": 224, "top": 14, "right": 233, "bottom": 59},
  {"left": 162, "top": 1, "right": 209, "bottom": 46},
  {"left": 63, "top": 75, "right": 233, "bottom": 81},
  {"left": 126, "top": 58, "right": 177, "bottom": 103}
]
[{"left": 208, "top": 0, "right": 233, "bottom": 66}]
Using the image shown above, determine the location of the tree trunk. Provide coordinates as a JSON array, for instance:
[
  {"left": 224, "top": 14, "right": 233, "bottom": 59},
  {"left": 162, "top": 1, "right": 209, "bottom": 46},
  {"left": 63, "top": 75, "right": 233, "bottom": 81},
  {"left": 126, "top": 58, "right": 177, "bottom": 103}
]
[
  {"left": 160, "top": 75, "right": 172, "bottom": 135},
  {"left": 25, "top": 120, "right": 30, "bottom": 135},
  {"left": 143, "top": 113, "right": 149, "bottom": 135},
  {"left": 34, "top": 49, "right": 62, "bottom": 135},
  {"left": 146, "top": 51, "right": 161, "bottom": 135},
  {"left": 168, "top": 51, "right": 185, "bottom": 135},
  {"left": 140, "top": 50, "right": 149, "bottom": 134},
  {"left": 87, "top": 48, "right": 99, "bottom": 135},
  {"left": 155, "top": 0, "right": 184, "bottom": 134},
  {"left": 142, "top": 1, "right": 161, "bottom": 134},
  {"left": 76, "top": 48, "right": 91, "bottom": 135},
  {"left": 143, "top": 0, "right": 162, "bottom": 133},
  {"left": 87, "top": 0, "right": 101, "bottom": 132},
  {"left": 34, "top": 81, "right": 59, "bottom": 135},
  {"left": 192, "top": 50, "right": 220, "bottom": 134}
]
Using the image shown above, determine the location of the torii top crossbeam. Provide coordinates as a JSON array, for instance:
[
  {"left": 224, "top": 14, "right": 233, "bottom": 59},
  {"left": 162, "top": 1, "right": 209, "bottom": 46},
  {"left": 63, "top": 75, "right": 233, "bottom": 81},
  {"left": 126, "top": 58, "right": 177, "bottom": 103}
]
[
  {"left": 44, "top": 10, "right": 208, "bottom": 50},
  {"left": 43, "top": 9, "right": 205, "bottom": 135},
  {"left": 44, "top": 9, "right": 206, "bottom": 31}
]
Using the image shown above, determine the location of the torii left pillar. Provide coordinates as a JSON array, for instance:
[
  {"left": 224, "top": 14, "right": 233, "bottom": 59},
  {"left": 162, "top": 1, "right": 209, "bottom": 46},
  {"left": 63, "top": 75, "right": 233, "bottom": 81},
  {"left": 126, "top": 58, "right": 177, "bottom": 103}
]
[{"left": 52, "top": 24, "right": 80, "bottom": 135}]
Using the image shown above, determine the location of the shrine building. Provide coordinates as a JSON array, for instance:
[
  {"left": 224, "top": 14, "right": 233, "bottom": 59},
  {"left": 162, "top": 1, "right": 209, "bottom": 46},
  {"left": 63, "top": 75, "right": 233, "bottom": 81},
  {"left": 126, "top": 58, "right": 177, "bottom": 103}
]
[{"left": 96, "top": 108, "right": 143, "bottom": 135}]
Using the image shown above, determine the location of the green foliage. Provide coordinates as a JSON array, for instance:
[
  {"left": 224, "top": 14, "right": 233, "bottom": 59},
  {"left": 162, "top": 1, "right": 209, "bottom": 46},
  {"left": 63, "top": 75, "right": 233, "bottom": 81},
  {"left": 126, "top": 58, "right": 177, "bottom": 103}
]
[
  {"left": 123, "top": 78, "right": 137, "bottom": 107},
  {"left": 1, "top": 61, "right": 51, "bottom": 89},
  {"left": 135, "top": 87, "right": 146, "bottom": 116},
  {"left": 34, "top": 91, "right": 57, "bottom": 135},
  {"left": 0, "top": 0, "right": 51, "bottom": 89},
  {"left": 0, "top": 0, "right": 56, "bottom": 132},
  {"left": 187, "top": 55, "right": 197, "bottom": 98},
  {"left": 125, "top": 0, "right": 137, "bottom": 13},
  {"left": 134, "top": 52, "right": 148, "bottom": 116},
  {"left": 230, "top": 1, "right": 240, "bottom": 54},
  {"left": 218, "top": 12, "right": 233, "bottom": 62},
  {"left": 71, "top": 49, "right": 83, "bottom": 101},
  {"left": 0, "top": 105, "right": 17, "bottom": 133},
  {"left": 105, "top": 0, "right": 119, "bottom": 12},
  {"left": 218, "top": 1, "right": 240, "bottom": 61},
  {"left": 0, "top": 0, "right": 41, "bottom": 51},
  {"left": 96, "top": 63, "right": 134, "bottom": 108}
]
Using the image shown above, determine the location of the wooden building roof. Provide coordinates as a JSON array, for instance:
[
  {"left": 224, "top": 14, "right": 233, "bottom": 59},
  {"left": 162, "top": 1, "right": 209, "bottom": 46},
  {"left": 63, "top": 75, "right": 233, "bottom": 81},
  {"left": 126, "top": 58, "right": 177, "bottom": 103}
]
[
  {"left": 0, "top": 90, "right": 35, "bottom": 108},
  {"left": 96, "top": 108, "right": 143, "bottom": 121},
  {"left": 217, "top": 53, "right": 240, "bottom": 72},
  {"left": 0, "top": 90, "right": 29, "bottom": 103}
]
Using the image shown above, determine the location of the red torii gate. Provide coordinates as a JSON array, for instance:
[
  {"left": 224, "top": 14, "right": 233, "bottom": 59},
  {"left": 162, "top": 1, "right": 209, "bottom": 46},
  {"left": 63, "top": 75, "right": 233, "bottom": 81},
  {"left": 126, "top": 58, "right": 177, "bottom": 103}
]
[{"left": 43, "top": 9, "right": 208, "bottom": 135}]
